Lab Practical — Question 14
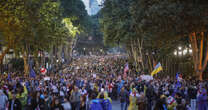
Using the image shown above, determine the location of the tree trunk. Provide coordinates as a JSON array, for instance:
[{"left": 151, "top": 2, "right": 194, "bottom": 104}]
[
  {"left": 137, "top": 38, "right": 144, "bottom": 70},
  {"left": 0, "top": 47, "right": 10, "bottom": 73},
  {"left": 189, "top": 32, "right": 208, "bottom": 80},
  {"left": 148, "top": 55, "right": 153, "bottom": 72},
  {"left": 34, "top": 57, "right": 40, "bottom": 71},
  {"left": 23, "top": 51, "right": 29, "bottom": 74}
]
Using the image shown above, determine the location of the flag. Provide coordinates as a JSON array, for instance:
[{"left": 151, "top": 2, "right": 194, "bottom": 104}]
[
  {"left": 7, "top": 73, "right": 11, "bottom": 81},
  {"left": 172, "top": 72, "right": 182, "bottom": 96},
  {"left": 176, "top": 72, "right": 182, "bottom": 82},
  {"left": 123, "top": 63, "right": 129, "bottom": 78},
  {"left": 151, "top": 62, "right": 163, "bottom": 76},
  {"left": 124, "top": 63, "right": 129, "bottom": 73},
  {"left": 30, "top": 68, "right": 36, "bottom": 78},
  {"left": 40, "top": 67, "right": 47, "bottom": 75}
]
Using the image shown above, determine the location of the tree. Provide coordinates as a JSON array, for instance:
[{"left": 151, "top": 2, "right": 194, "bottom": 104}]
[
  {"left": 60, "top": 0, "right": 92, "bottom": 32},
  {"left": 0, "top": 0, "right": 78, "bottom": 74},
  {"left": 100, "top": 0, "right": 150, "bottom": 71}
]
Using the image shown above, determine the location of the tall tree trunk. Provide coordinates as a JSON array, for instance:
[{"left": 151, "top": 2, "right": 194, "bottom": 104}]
[
  {"left": 0, "top": 47, "right": 10, "bottom": 73},
  {"left": 131, "top": 40, "right": 138, "bottom": 70},
  {"left": 137, "top": 38, "right": 144, "bottom": 70},
  {"left": 23, "top": 51, "right": 29, "bottom": 74},
  {"left": 148, "top": 55, "right": 153, "bottom": 72},
  {"left": 189, "top": 32, "right": 208, "bottom": 80}
]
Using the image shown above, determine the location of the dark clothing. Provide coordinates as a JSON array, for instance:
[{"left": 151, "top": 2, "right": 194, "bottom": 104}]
[
  {"left": 28, "top": 98, "right": 47, "bottom": 110},
  {"left": 51, "top": 104, "right": 64, "bottom": 110},
  {"left": 176, "top": 104, "right": 186, "bottom": 110},
  {"left": 119, "top": 90, "right": 128, "bottom": 103},
  {"left": 188, "top": 87, "right": 197, "bottom": 99},
  {"left": 154, "top": 98, "right": 166, "bottom": 110},
  {"left": 8, "top": 99, "right": 22, "bottom": 110}
]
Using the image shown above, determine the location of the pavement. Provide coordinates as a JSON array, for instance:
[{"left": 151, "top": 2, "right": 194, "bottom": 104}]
[{"left": 112, "top": 100, "right": 121, "bottom": 110}]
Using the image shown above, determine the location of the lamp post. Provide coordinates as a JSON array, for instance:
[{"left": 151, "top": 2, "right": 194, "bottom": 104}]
[
  {"left": 83, "top": 48, "right": 86, "bottom": 56},
  {"left": 100, "top": 48, "right": 103, "bottom": 55}
]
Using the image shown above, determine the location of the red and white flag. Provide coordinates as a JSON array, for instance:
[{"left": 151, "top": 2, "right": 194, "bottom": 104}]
[
  {"left": 123, "top": 63, "right": 129, "bottom": 78},
  {"left": 40, "top": 67, "right": 47, "bottom": 75}
]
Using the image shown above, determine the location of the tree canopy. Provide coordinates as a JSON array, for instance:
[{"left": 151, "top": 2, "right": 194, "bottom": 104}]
[
  {"left": 0, "top": 0, "right": 91, "bottom": 74},
  {"left": 100, "top": 0, "right": 208, "bottom": 79}
]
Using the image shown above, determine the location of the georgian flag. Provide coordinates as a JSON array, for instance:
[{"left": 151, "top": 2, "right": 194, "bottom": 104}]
[
  {"left": 167, "top": 96, "right": 176, "bottom": 105},
  {"left": 40, "top": 68, "right": 47, "bottom": 75}
]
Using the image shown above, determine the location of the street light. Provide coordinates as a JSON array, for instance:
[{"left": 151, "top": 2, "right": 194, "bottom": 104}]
[
  {"left": 174, "top": 51, "right": 177, "bottom": 56},
  {"left": 189, "top": 49, "right": 192, "bottom": 53},
  {"left": 183, "top": 48, "right": 188, "bottom": 55},
  {"left": 83, "top": 48, "right": 86, "bottom": 55},
  {"left": 174, "top": 45, "right": 192, "bottom": 56},
  {"left": 178, "top": 46, "right": 182, "bottom": 50},
  {"left": 178, "top": 51, "right": 182, "bottom": 56}
]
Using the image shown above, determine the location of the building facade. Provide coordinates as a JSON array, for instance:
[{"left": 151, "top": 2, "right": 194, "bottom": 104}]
[{"left": 82, "top": 0, "right": 103, "bottom": 15}]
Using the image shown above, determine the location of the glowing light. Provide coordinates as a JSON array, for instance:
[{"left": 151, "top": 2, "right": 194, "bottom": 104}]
[
  {"left": 174, "top": 51, "right": 177, "bottom": 56},
  {"left": 183, "top": 49, "right": 188, "bottom": 55},
  {"left": 178, "top": 51, "right": 182, "bottom": 55},
  {"left": 189, "top": 49, "right": 192, "bottom": 53},
  {"left": 189, "top": 44, "right": 191, "bottom": 48},
  {"left": 178, "top": 46, "right": 182, "bottom": 50}
]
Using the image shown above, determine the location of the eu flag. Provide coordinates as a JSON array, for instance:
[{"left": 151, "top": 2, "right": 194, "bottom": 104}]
[{"left": 30, "top": 68, "right": 36, "bottom": 78}]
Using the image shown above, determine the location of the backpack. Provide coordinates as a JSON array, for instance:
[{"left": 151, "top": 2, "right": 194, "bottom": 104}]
[{"left": 101, "top": 99, "right": 112, "bottom": 110}]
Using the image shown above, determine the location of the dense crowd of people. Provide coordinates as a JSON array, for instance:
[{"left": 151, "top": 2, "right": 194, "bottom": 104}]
[{"left": 0, "top": 56, "right": 207, "bottom": 110}]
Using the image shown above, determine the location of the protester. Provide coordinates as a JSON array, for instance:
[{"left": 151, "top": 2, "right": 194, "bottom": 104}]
[
  {"left": 0, "top": 89, "right": 8, "bottom": 110},
  {"left": 8, "top": 91, "right": 22, "bottom": 110},
  {"left": 51, "top": 98, "right": 64, "bottom": 110},
  {"left": 119, "top": 87, "right": 128, "bottom": 110},
  {"left": 61, "top": 97, "right": 72, "bottom": 110},
  {"left": 70, "top": 86, "right": 81, "bottom": 110},
  {"left": 128, "top": 88, "right": 138, "bottom": 110}
]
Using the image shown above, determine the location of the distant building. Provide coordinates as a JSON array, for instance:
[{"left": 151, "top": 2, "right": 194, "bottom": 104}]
[{"left": 82, "top": 0, "right": 104, "bottom": 15}]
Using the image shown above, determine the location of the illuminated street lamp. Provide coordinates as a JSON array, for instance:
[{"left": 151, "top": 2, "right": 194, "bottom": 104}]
[
  {"left": 183, "top": 48, "right": 188, "bottom": 55},
  {"left": 83, "top": 48, "right": 86, "bottom": 55},
  {"left": 174, "top": 45, "right": 192, "bottom": 56},
  {"left": 178, "top": 46, "right": 182, "bottom": 50},
  {"left": 178, "top": 51, "right": 182, "bottom": 56},
  {"left": 174, "top": 51, "right": 177, "bottom": 56},
  {"left": 189, "top": 49, "right": 192, "bottom": 53}
]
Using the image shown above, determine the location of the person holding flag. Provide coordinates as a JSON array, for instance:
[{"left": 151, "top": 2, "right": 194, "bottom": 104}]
[
  {"left": 197, "top": 85, "right": 207, "bottom": 110},
  {"left": 172, "top": 72, "right": 182, "bottom": 97},
  {"left": 123, "top": 63, "right": 129, "bottom": 78},
  {"left": 151, "top": 62, "right": 163, "bottom": 76}
]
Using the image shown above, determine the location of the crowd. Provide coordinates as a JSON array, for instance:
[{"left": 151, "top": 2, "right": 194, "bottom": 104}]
[{"left": 0, "top": 56, "right": 207, "bottom": 110}]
